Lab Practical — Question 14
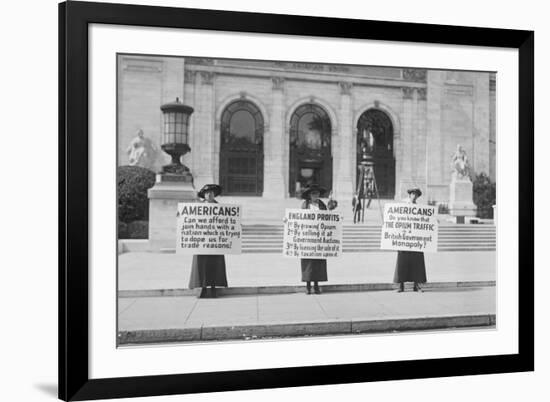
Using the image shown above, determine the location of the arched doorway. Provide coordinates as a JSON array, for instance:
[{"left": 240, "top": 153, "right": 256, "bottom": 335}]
[
  {"left": 289, "top": 104, "right": 332, "bottom": 197},
  {"left": 356, "top": 109, "right": 395, "bottom": 198},
  {"left": 219, "top": 100, "right": 264, "bottom": 195}
]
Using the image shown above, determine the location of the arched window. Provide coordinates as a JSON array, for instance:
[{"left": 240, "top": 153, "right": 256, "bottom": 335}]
[
  {"left": 356, "top": 109, "right": 395, "bottom": 198},
  {"left": 289, "top": 104, "right": 332, "bottom": 196},
  {"left": 219, "top": 100, "right": 264, "bottom": 195},
  {"left": 357, "top": 109, "right": 394, "bottom": 155}
]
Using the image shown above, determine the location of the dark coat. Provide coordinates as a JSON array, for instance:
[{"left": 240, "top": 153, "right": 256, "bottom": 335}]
[
  {"left": 393, "top": 251, "right": 427, "bottom": 284},
  {"left": 300, "top": 199, "right": 328, "bottom": 282},
  {"left": 188, "top": 255, "right": 228, "bottom": 288},
  {"left": 188, "top": 199, "right": 228, "bottom": 289},
  {"left": 392, "top": 199, "right": 427, "bottom": 284}
]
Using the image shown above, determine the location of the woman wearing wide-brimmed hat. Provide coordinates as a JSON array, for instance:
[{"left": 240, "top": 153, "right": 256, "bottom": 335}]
[
  {"left": 299, "top": 184, "right": 337, "bottom": 294},
  {"left": 188, "top": 184, "right": 228, "bottom": 298},
  {"left": 393, "top": 187, "right": 428, "bottom": 292}
]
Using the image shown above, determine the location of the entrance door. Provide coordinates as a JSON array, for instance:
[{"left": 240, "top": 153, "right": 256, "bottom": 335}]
[
  {"left": 289, "top": 104, "right": 332, "bottom": 197},
  {"left": 219, "top": 100, "right": 264, "bottom": 195},
  {"left": 356, "top": 109, "right": 395, "bottom": 198}
]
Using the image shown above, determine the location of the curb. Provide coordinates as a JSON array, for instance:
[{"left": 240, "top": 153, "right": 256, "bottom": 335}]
[
  {"left": 118, "top": 313, "right": 496, "bottom": 345},
  {"left": 118, "top": 280, "right": 496, "bottom": 298}
]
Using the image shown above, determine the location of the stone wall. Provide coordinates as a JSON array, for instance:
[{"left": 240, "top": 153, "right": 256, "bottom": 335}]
[{"left": 117, "top": 55, "right": 496, "bottom": 203}]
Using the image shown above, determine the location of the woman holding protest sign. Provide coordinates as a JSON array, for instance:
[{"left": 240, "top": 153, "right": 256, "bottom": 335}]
[
  {"left": 300, "top": 184, "right": 337, "bottom": 295},
  {"left": 188, "top": 184, "right": 228, "bottom": 298},
  {"left": 393, "top": 187, "right": 428, "bottom": 292}
]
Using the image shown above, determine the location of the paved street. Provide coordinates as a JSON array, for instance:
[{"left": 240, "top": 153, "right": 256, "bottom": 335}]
[
  {"left": 119, "top": 251, "right": 496, "bottom": 291},
  {"left": 118, "top": 285, "right": 496, "bottom": 344}
]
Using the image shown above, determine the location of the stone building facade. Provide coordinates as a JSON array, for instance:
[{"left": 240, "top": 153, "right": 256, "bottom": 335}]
[{"left": 118, "top": 54, "right": 496, "bottom": 203}]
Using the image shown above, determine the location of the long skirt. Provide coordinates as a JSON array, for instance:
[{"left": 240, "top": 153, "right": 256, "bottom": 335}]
[
  {"left": 188, "top": 255, "right": 228, "bottom": 289},
  {"left": 393, "top": 251, "right": 427, "bottom": 283},
  {"left": 301, "top": 259, "right": 328, "bottom": 282}
]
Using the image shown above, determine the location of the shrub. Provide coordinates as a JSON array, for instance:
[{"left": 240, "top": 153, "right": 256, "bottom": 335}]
[
  {"left": 472, "top": 172, "right": 496, "bottom": 219},
  {"left": 118, "top": 221, "right": 128, "bottom": 239},
  {"left": 127, "top": 220, "right": 149, "bottom": 239},
  {"left": 117, "top": 165, "right": 156, "bottom": 223}
]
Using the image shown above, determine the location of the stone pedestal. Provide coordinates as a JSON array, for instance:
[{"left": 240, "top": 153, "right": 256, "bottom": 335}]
[
  {"left": 449, "top": 177, "right": 477, "bottom": 217},
  {"left": 148, "top": 173, "right": 197, "bottom": 251}
]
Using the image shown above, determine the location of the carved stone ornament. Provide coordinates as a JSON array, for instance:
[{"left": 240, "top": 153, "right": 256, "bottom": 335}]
[
  {"left": 402, "top": 87, "right": 415, "bottom": 100},
  {"left": 450, "top": 144, "right": 471, "bottom": 180},
  {"left": 184, "top": 70, "right": 196, "bottom": 84},
  {"left": 126, "top": 129, "right": 158, "bottom": 170},
  {"left": 272, "top": 76, "right": 285, "bottom": 90},
  {"left": 403, "top": 68, "right": 427, "bottom": 82},
  {"left": 339, "top": 82, "right": 353, "bottom": 95},
  {"left": 417, "top": 88, "right": 427, "bottom": 101},
  {"left": 200, "top": 71, "right": 215, "bottom": 85}
]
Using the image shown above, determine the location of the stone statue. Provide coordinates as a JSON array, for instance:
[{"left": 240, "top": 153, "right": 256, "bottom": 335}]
[
  {"left": 450, "top": 144, "right": 471, "bottom": 180},
  {"left": 126, "top": 129, "right": 158, "bottom": 170}
]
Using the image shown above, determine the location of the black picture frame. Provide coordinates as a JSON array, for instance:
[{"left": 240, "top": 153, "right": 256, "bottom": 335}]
[{"left": 59, "top": 1, "right": 534, "bottom": 400}]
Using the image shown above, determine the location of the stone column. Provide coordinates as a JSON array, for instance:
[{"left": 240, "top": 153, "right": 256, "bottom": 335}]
[
  {"left": 425, "top": 70, "right": 446, "bottom": 202},
  {"left": 399, "top": 86, "right": 415, "bottom": 199},
  {"left": 334, "top": 82, "right": 354, "bottom": 200},
  {"left": 193, "top": 71, "right": 216, "bottom": 188},
  {"left": 415, "top": 88, "right": 428, "bottom": 196},
  {"left": 473, "top": 72, "right": 490, "bottom": 175},
  {"left": 183, "top": 69, "right": 196, "bottom": 172},
  {"left": 263, "top": 77, "right": 287, "bottom": 198}
]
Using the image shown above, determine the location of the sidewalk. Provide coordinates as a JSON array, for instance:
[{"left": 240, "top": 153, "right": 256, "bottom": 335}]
[
  {"left": 118, "top": 285, "right": 496, "bottom": 345},
  {"left": 118, "top": 251, "right": 496, "bottom": 291}
]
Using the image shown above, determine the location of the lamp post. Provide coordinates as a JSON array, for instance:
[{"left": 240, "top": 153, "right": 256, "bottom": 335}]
[
  {"left": 148, "top": 97, "right": 197, "bottom": 250},
  {"left": 160, "top": 97, "right": 194, "bottom": 175}
]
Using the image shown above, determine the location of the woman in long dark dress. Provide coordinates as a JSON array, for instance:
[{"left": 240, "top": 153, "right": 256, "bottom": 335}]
[
  {"left": 393, "top": 187, "right": 428, "bottom": 292},
  {"left": 300, "top": 184, "right": 337, "bottom": 294},
  {"left": 188, "top": 184, "right": 228, "bottom": 298}
]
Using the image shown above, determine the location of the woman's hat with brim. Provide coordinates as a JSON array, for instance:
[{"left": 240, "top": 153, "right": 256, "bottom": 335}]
[
  {"left": 197, "top": 184, "right": 222, "bottom": 199},
  {"left": 407, "top": 187, "right": 422, "bottom": 197},
  {"left": 301, "top": 184, "right": 328, "bottom": 200}
]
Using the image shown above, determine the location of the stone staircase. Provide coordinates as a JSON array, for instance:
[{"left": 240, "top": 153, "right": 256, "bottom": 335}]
[
  {"left": 216, "top": 195, "right": 391, "bottom": 223},
  {"left": 241, "top": 224, "right": 496, "bottom": 253}
]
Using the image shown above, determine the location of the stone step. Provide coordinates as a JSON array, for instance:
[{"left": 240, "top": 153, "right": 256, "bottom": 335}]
[{"left": 242, "top": 225, "right": 495, "bottom": 231}]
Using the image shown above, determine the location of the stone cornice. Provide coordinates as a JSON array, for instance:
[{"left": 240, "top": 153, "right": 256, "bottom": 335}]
[{"left": 186, "top": 66, "right": 426, "bottom": 90}]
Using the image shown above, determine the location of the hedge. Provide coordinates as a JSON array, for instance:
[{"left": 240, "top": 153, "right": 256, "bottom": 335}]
[
  {"left": 117, "top": 165, "right": 156, "bottom": 224},
  {"left": 472, "top": 172, "right": 496, "bottom": 219}
]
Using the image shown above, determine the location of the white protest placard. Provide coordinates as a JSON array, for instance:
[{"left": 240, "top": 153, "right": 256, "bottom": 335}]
[
  {"left": 380, "top": 203, "right": 438, "bottom": 252},
  {"left": 283, "top": 208, "right": 343, "bottom": 259},
  {"left": 176, "top": 203, "right": 242, "bottom": 254}
]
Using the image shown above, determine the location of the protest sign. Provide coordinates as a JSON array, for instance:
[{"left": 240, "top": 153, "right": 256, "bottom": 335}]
[
  {"left": 380, "top": 203, "right": 438, "bottom": 252},
  {"left": 283, "top": 208, "right": 343, "bottom": 259},
  {"left": 176, "top": 203, "right": 242, "bottom": 254}
]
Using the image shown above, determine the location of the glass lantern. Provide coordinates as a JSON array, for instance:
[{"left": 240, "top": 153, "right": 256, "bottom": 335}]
[{"left": 160, "top": 97, "right": 194, "bottom": 174}]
